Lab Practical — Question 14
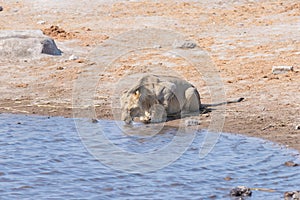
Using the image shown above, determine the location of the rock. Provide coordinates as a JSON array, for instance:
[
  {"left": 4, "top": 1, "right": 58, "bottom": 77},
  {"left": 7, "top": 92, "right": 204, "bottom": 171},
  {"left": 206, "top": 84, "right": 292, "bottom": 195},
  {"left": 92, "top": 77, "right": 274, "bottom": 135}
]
[
  {"left": 91, "top": 118, "right": 98, "bottom": 123},
  {"left": 185, "top": 118, "right": 201, "bottom": 126},
  {"left": 0, "top": 30, "right": 62, "bottom": 60},
  {"left": 0, "top": 6, "right": 3, "bottom": 11},
  {"left": 37, "top": 20, "right": 46, "bottom": 25},
  {"left": 173, "top": 40, "right": 197, "bottom": 49},
  {"left": 41, "top": 38, "right": 62, "bottom": 55},
  {"left": 230, "top": 186, "right": 252, "bottom": 197},
  {"left": 69, "top": 54, "right": 79, "bottom": 60},
  {"left": 56, "top": 66, "right": 64, "bottom": 70},
  {"left": 224, "top": 176, "right": 233, "bottom": 181},
  {"left": 153, "top": 44, "right": 161, "bottom": 49},
  {"left": 284, "top": 161, "right": 299, "bottom": 167},
  {"left": 284, "top": 191, "right": 300, "bottom": 200},
  {"left": 272, "top": 66, "right": 293, "bottom": 74},
  {"left": 295, "top": 125, "right": 300, "bottom": 130}
]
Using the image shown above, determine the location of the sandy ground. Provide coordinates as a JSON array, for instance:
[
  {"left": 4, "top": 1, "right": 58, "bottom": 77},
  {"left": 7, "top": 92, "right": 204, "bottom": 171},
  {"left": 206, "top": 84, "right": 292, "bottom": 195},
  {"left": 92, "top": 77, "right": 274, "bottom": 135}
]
[{"left": 0, "top": 0, "right": 299, "bottom": 151}]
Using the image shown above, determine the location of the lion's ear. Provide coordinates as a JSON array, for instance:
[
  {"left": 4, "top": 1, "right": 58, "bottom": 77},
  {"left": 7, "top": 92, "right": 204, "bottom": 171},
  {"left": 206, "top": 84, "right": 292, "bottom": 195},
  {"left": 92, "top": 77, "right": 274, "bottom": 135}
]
[{"left": 134, "top": 90, "right": 140, "bottom": 99}]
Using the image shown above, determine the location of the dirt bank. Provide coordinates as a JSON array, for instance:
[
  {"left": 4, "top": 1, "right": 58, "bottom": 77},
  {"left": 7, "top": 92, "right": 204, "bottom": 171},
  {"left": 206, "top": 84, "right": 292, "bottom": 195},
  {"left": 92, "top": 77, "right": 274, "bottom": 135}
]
[{"left": 0, "top": 0, "right": 299, "bottom": 151}]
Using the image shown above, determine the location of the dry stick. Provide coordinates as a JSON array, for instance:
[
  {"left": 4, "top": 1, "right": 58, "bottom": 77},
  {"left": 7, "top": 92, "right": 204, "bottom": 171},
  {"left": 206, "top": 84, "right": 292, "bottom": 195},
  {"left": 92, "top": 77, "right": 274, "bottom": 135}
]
[
  {"left": 0, "top": 107, "right": 30, "bottom": 113},
  {"left": 250, "top": 188, "right": 276, "bottom": 192}
]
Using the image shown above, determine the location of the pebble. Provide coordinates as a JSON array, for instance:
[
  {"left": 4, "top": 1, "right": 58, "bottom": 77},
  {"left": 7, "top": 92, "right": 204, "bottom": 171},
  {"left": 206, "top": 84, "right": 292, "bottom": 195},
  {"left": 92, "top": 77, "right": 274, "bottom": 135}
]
[
  {"left": 56, "top": 66, "right": 64, "bottom": 70},
  {"left": 91, "top": 118, "right": 98, "bottom": 123},
  {"left": 230, "top": 186, "right": 252, "bottom": 197},
  {"left": 173, "top": 40, "right": 197, "bottom": 49},
  {"left": 224, "top": 176, "right": 233, "bottom": 181},
  {"left": 153, "top": 44, "right": 161, "bottom": 49},
  {"left": 185, "top": 118, "right": 201, "bottom": 126},
  {"left": 284, "top": 161, "right": 299, "bottom": 167},
  {"left": 69, "top": 55, "right": 79, "bottom": 61},
  {"left": 272, "top": 66, "right": 293, "bottom": 74},
  {"left": 37, "top": 20, "right": 46, "bottom": 25},
  {"left": 0, "top": 6, "right": 3, "bottom": 11},
  {"left": 295, "top": 125, "right": 300, "bottom": 130}
]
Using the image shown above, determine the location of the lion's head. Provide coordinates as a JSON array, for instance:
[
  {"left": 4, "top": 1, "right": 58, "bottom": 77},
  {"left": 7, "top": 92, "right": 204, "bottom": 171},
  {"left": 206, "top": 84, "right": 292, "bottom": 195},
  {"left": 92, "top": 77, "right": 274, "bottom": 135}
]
[
  {"left": 121, "top": 89, "right": 143, "bottom": 124},
  {"left": 120, "top": 86, "right": 158, "bottom": 124}
]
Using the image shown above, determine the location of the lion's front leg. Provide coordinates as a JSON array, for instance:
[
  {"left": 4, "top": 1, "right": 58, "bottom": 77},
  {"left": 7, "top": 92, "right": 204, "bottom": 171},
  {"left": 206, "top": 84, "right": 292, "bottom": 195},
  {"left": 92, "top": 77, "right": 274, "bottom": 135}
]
[{"left": 149, "top": 104, "right": 167, "bottom": 123}]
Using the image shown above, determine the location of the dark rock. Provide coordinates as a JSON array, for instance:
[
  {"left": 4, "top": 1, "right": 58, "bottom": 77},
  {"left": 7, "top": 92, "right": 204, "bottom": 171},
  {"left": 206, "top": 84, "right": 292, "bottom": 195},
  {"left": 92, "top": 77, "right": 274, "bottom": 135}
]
[
  {"left": 0, "top": 6, "right": 3, "bottom": 11},
  {"left": 91, "top": 118, "right": 98, "bottom": 123},
  {"left": 0, "top": 30, "right": 62, "bottom": 60},
  {"left": 284, "top": 191, "right": 300, "bottom": 200},
  {"left": 230, "top": 186, "right": 252, "bottom": 197},
  {"left": 41, "top": 38, "right": 62, "bottom": 56}
]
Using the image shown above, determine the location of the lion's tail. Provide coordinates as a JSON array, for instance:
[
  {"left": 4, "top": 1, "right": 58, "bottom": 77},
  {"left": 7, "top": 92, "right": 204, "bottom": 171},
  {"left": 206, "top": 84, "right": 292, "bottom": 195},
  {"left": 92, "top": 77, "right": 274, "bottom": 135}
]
[{"left": 201, "top": 97, "right": 244, "bottom": 108}]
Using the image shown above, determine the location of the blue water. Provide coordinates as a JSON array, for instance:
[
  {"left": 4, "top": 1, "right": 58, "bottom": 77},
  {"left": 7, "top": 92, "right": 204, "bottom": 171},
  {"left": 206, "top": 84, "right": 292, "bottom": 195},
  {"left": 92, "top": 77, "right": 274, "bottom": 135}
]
[{"left": 0, "top": 113, "right": 299, "bottom": 199}]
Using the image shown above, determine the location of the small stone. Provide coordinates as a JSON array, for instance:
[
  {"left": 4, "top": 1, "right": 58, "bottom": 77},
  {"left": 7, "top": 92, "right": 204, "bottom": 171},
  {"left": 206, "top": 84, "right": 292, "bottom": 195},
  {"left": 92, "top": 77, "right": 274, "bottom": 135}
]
[
  {"left": 91, "top": 118, "right": 98, "bottom": 123},
  {"left": 69, "top": 55, "right": 79, "bottom": 60},
  {"left": 185, "top": 118, "right": 201, "bottom": 126},
  {"left": 76, "top": 59, "right": 84, "bottom": 63},
  {"left": 230, "top": 186, "right": 252, "bottom": 197},
  {"left": 37, "top": 20, "right": 46, "bottom": 25},
  {"left": 56, "top": 66, "right": 64, "bottom": 70},
  {"left": 173, "top": 40, "right": 197, "bottom": 49},
  {"left": 272, "top": 66, "right": 293, "bottom": 74},
  {"left": 153, "top": 45, "right": 161, "bottom": 49},
  {"left": 224, "top": 176, "right": 233, "bottom": 181},
  {"left": 284, "top": 161, "right": 299, "bottom": 167},
  {"left": 0, "top": 6, "right": 3, "bottom": 11},
  {"left": 295, "top": 125, "right": 300, "bottom": 130}
]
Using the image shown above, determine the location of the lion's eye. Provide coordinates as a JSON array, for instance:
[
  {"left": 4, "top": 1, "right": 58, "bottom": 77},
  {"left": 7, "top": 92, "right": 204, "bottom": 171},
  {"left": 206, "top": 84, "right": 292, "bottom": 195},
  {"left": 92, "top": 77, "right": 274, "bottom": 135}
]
[{"left": 129, "top": 107, "right": 139, "bottom": 113}]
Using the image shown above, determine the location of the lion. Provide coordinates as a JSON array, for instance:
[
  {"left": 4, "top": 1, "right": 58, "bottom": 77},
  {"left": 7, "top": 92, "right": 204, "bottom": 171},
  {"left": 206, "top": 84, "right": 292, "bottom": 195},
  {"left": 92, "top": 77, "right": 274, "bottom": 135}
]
[
  {"left": 121, "top": 74, "right": 244, "bottom": 124},
  {"left": 120, "top": 74, "right": 202, "bottom": 124}
]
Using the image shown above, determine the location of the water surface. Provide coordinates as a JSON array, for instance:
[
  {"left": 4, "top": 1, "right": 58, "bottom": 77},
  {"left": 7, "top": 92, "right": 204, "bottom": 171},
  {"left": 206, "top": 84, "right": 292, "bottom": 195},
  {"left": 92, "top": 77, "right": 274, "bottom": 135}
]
[{"left": 0, "top": 114, "right": 299, "bottom": 199}]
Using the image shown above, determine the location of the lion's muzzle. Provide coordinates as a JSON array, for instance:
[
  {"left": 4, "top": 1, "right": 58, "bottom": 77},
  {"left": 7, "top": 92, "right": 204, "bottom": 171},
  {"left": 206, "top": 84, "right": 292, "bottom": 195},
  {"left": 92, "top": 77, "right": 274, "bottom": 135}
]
[{"left": 121, "top": 112, "right": 133, "bottom": 124}]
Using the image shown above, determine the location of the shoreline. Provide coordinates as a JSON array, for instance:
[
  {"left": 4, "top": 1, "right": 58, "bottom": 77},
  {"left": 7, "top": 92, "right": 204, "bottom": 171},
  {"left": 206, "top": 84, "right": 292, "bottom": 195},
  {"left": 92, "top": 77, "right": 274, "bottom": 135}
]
[{"left": 1, "top": 98, "right": 299, "bottom": 153}]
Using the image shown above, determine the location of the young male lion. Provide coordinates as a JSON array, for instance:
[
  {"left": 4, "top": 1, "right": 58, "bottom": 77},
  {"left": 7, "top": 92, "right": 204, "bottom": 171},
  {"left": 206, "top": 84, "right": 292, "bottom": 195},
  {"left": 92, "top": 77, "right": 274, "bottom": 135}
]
[{"left": 120, "top": 74, "right": 201, "bottom": 124}]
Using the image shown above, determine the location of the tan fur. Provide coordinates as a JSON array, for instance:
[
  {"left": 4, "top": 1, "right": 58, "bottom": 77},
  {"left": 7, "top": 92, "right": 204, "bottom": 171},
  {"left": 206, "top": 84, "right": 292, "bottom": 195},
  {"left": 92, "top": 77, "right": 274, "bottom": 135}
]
[{"left": 121, "top": 74, "right": 201, "bottom": 124}]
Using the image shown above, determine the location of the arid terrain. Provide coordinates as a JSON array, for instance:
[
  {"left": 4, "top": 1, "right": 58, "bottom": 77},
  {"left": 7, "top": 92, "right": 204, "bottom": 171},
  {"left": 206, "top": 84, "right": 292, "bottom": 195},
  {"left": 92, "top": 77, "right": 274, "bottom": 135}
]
[{"left": 0, "top": 0, "right": 299, "bottom": 151}]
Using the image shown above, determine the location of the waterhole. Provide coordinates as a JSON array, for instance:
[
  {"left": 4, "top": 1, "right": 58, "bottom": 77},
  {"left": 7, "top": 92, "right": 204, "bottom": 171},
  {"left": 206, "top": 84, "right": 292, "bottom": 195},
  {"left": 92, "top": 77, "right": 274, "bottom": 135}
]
[{"left": 0, "top": 114, "right": 299, "bottom": 199}]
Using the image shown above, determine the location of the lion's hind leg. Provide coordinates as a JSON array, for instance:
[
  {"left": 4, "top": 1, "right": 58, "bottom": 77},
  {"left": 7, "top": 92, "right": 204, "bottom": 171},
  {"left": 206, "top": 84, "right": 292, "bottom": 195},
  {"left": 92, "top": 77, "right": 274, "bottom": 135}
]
[
  {"left": 182, "top": 87, "right": 201, "bottom": 116},
  {"left": 149, "top": 104, "right": 167, "bottom": 123}
]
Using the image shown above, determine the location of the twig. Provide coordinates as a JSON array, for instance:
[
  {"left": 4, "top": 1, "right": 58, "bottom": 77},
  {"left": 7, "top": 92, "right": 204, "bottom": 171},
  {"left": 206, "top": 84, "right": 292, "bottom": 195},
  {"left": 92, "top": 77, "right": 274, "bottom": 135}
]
[{"left": 250, "top": 188, "right": 276, "bottom": 192}]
